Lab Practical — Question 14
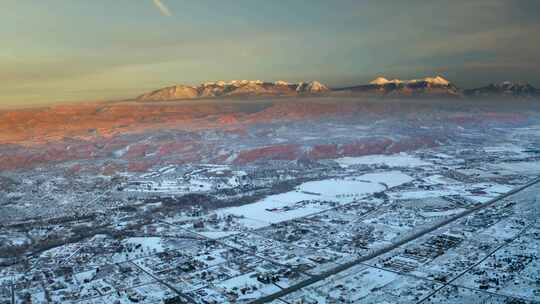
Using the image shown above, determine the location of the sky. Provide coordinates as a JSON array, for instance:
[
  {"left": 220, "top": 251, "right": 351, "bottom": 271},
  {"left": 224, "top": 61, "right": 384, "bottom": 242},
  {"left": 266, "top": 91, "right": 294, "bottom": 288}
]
[{"left": 1, "top": 0, "right": 540, "bottom": 106}]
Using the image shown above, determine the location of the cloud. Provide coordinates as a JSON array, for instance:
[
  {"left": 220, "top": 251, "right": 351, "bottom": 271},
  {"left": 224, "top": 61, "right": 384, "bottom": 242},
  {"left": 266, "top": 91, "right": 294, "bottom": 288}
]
[{"left": 153, "top": 0, "right": 171, "bottom": 16}]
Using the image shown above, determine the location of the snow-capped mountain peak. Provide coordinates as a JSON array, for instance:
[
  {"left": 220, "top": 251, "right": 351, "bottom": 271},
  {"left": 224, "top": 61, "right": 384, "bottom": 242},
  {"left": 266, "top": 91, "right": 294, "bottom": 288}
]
[
  {"left": 137, "top": 80, "right": 330, "bottom": 101},
  {"left": 369, "top": 77, "right": 390, "bottom": 85},
  {"left": 368, "top": 75, "right": 451, "bottom": 86},
  {"left": 274, "top": 80, "right": 290, "bottom": 86},
  {"left": 296, "top": 81, "right": 330, "bottom": 93},
  {"left": 421, "top": 76, "right": 450, "bottom": 86}
]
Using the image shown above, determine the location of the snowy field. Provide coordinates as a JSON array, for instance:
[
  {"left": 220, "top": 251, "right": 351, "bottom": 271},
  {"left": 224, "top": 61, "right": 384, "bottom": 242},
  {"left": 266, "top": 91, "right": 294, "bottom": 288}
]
[
  {"left": 389, "top": 182, "right": 513, "bottom": 202},
  {"left": 335, "top": 153, "right": 431, "bottom": 168},
  {"left": 216, "top": 171, "right": 412, "bottom": 227},
  {"left": 494, "top": 161, "right": 540, "bottom": 175}
]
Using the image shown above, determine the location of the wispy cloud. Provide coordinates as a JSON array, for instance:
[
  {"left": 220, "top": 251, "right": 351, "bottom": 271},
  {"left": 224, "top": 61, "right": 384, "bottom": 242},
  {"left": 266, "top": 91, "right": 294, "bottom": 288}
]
[{"left": 153, "top": 0, "right": 171, "bottom": 16}]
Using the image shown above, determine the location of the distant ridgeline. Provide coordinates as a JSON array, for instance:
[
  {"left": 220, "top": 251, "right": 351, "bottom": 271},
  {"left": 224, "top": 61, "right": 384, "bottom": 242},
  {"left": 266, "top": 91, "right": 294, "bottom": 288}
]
[
  {"left": 463, "top": 82, "right": 540, "bottom": 98},
  {"left": 136, "top": 77, "right": 540, "bottom": 101},
  {"left": 137, "top": 80, "right": 330, "bottom": 101},
  {"left": 332, "top": 76, "right": 460, "bottom": 97}
]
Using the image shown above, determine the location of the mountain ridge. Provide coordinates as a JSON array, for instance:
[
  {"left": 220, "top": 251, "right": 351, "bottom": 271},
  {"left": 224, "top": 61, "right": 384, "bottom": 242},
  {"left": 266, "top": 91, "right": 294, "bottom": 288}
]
[
  {"left": 463, "top": 81, "right": 540, "bottom": 98},
  {"left": 136, "top": 77, "right": 540, "bottom": 101},
  {"left": 333, "top": 75, "right": 460, "bottom": 97},
  {"left": 137, "top": 80, "right": 330, "bottom": 101}
]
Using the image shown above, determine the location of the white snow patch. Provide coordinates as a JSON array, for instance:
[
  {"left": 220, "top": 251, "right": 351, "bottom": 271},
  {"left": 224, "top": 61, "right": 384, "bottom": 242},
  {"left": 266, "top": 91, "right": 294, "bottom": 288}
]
[
  {"left": 494, "top": 161, "right": 540, "bottom": 175},
  {"left": 123, "top": 237, "right": 164, "bottom": 252},
  {"left": 335, "top": 153, "right": 431, "bottom": 168},
  {"left": 217, "top": 171, "right": 412, "bottom": 227}
]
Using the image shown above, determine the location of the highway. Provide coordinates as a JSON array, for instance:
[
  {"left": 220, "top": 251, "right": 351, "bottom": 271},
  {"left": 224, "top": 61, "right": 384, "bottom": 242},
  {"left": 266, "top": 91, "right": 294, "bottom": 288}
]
[{"left": 250, "top": 177, "right": 540, "bottom": 304}]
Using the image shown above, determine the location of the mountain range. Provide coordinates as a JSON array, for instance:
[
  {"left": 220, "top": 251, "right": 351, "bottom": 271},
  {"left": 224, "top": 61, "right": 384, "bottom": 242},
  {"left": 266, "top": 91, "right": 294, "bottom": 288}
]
[
  {"left": 463, "top": 82, "right": 540, "bottom": 98},
  {"left": 137, "top": 80, "right": 329, "bottom": 101},
  {"left": 333, "top": 76, "right": 461, "bottom": 97},
  {"left": 136, "top": 76, "right": 540, "bottom": 101}
]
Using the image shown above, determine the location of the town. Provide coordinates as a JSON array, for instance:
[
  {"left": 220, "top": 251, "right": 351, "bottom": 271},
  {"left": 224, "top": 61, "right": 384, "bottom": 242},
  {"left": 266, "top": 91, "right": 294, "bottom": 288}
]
[{"left": 1, "top": 122, "right": 540, "bottom": 303}]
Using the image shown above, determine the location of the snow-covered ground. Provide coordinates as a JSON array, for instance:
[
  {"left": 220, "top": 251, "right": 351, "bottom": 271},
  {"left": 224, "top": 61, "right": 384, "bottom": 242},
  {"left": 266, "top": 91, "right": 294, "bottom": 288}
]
[
  {"left": 494, "top": 161, "right": 540, "bottom": 175},
  {"left": 335, "top": 153, "right": 431, "bottom": 168},
  {"left": 217, "top": 171, "right": 413, "bottom": 227},
  {"left": 122, "top": 237, "right": 164, "bottom": 252}
]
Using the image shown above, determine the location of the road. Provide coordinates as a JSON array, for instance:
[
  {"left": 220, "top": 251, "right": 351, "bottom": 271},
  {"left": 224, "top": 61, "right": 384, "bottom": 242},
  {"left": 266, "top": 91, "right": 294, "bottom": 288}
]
[
  {"left": 129, "top": 261, "right": 197, "bottom": 304},
  {"left": 250, "top": 177, "right": 540, "bottom": 304}
]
